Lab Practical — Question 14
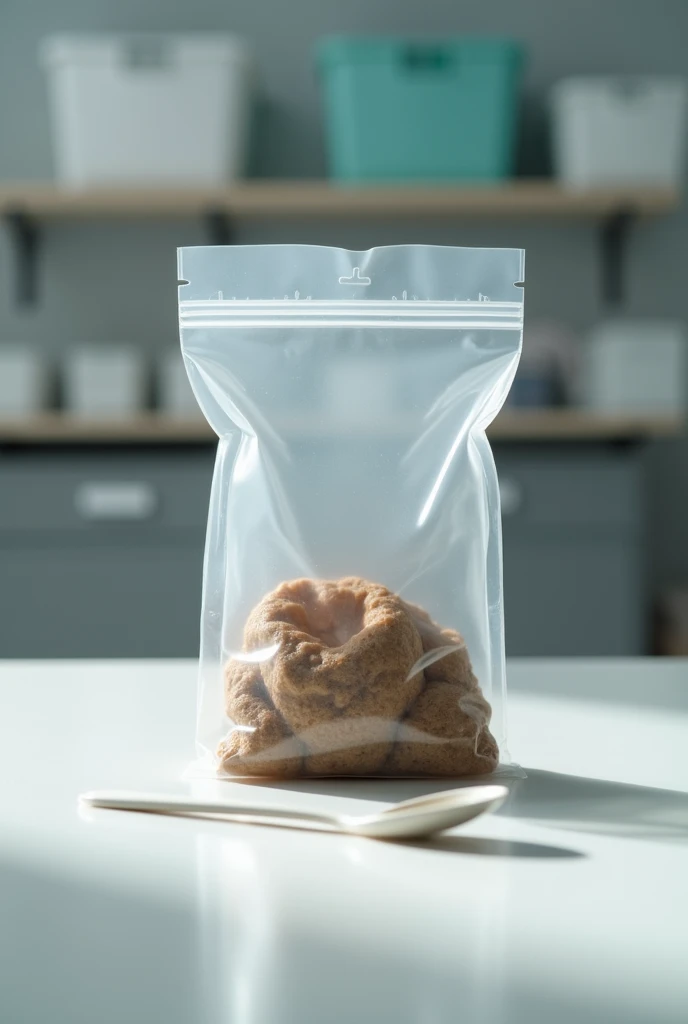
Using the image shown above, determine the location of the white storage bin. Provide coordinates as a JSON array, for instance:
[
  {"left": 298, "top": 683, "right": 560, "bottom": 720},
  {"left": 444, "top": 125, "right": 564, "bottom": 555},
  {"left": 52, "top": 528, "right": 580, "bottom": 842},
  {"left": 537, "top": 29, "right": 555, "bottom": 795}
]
[
  {"left": 581, "top": 320, "right": 686, "bottom": 414},
  {"left": 0, "top": 346, "right": 49, "bottom": 416},
  {"left": 158, "top": 350, "right": 203, "bottom": 418},
  {"left": 41, "top": 34, "right": 253, "bottom": 186},
  {"left": 63, "top": 346, "right": 146, "bottom": 419},
  {"left": 551, "top": 77, "right": 687, "bottom": 186},
  {"left": 323, "top": 354, "right": 400, "bottom": 428}
]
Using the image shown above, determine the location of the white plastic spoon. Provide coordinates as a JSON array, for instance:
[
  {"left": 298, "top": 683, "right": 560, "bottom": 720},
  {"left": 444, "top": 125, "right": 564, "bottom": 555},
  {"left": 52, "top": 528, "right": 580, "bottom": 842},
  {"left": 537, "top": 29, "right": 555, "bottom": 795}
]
[{"left": 80, "top": 784, "right": 509, "bottom": 841}]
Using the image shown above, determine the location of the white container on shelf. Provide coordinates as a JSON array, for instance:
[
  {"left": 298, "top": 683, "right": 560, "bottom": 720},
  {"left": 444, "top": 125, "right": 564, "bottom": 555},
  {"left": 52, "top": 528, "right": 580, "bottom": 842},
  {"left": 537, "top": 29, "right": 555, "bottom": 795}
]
[
  {"left": 41, "top": 33, "right": 253, "bottom": 186},
  {"left": 551, "top": 76, "right": 687, "bottom": 186},
  {"left": 63, "top": 346, "right": 146, "bottom": 419},
  {"left": 580, "top": 320, "right": 686, "bottom": 414},
  {"left": 323, "top": 354, "right": 399, "bottom": 428},
  {"left": 0, "top": 346, "right": 49, "bottom": 416},
  {"left": 157, "top": 350, "right": 203, "bottom": 418}
]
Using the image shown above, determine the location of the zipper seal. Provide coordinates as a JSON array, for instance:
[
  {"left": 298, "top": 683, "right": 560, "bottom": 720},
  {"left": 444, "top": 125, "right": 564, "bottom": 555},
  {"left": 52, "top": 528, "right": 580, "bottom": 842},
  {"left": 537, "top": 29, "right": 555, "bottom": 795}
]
[{"left": 179, "top": 298, "right": 524, "bottom": 330}]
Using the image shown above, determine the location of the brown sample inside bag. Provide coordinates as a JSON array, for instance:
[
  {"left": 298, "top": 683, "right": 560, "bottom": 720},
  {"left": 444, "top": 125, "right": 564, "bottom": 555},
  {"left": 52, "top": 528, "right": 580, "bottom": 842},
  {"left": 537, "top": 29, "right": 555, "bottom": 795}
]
[{"left": 217, "top": 577, "right": 499, "bottom": 778}]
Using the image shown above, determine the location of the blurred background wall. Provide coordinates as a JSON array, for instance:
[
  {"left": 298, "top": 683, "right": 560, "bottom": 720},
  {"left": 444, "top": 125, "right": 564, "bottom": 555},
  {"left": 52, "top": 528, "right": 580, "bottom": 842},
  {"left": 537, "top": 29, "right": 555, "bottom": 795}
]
[{"left": 0, "top": 0, "right": 686, "bottom": 599}]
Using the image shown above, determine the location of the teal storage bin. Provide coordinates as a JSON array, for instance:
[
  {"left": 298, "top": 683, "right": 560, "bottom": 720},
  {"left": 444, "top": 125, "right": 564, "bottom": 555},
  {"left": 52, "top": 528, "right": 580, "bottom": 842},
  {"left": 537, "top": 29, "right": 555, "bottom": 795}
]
[{"left": 317, "top": 37, "right": 523, "bottom": 181}]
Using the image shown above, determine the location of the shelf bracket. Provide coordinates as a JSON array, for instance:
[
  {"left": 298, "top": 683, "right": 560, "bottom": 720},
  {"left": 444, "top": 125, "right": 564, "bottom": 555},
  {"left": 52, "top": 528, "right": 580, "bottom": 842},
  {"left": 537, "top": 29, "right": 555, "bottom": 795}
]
[
  {"left": 600, "top": 207, "right": 634, "bottom": 306},
  {"left": 3, "top": 209, "right": 40, "bottom": 307},
  {"left": 205, "top": 210, "right": 233, "bottom": 247}
]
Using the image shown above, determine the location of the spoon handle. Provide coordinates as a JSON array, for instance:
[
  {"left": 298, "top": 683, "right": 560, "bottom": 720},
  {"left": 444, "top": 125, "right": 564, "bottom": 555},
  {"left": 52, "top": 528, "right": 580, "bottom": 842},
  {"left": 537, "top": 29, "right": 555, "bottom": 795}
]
[{"left": 80, "top": 790, "right": 337, "bottom": 832}]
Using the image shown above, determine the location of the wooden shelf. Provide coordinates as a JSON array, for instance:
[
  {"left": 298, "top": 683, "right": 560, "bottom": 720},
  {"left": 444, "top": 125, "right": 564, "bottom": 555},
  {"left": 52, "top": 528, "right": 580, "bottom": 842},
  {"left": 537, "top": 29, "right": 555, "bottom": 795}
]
[
  {"left": 0, "top": 179, "right": 679, "bottom": 306},
  {"left": 0, "top": 414, "right": 212, "bottom": 443},
  {"left": 0, "top": 180, "right": 679, "bottom": 219},
  {"left": 488, "top": 410, "right": 683, "bottom": 440},
  {"left": 0, "top": 410, "right": 681, "bottom": 445}
]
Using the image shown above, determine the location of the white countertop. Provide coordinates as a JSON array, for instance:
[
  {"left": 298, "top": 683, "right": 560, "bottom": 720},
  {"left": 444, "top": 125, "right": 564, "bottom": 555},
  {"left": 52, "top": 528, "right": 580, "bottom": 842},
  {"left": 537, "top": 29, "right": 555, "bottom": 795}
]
[{"left": 2, "top": 658, "right": 687, "bottom": 1024}]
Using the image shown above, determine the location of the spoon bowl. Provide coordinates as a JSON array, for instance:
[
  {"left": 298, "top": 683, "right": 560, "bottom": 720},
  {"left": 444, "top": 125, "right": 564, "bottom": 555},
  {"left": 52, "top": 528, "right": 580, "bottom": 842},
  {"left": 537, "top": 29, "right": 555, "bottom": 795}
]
[{"left": 345, "top": 785, "right": 510, "bottom": 839}]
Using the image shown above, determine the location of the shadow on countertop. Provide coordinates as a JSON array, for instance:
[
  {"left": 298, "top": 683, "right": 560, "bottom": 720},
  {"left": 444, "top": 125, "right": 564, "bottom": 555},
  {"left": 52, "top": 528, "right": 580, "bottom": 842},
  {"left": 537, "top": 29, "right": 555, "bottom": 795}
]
[
  {"left": 400, "top": 832, "right": 584, "bottom": 858},
  {"left": 501, "top": 768, "right": 688, "bottom": 844},
  {"left": 237, "top": 768, "right": 688, "bottom": 845}
]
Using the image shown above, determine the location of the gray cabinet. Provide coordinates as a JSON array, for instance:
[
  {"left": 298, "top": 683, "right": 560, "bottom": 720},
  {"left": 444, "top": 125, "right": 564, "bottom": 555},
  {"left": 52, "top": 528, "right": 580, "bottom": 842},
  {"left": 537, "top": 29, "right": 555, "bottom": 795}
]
[
  {"left": 0, "top": 449, "right": 213, "bottom": 657},
  {"left": 496, "top": 446, "right": 643, "bottom": 655},
  {"left": 0, "top": 443, "right": 644, "bottom": 658}
]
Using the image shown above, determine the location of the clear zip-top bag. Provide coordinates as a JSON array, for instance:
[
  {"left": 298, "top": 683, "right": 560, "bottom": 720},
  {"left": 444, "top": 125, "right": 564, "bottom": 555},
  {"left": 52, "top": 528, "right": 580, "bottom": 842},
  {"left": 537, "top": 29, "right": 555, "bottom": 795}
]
[{"left": 178, "top": 244, "right": 525, "bottom": 778}]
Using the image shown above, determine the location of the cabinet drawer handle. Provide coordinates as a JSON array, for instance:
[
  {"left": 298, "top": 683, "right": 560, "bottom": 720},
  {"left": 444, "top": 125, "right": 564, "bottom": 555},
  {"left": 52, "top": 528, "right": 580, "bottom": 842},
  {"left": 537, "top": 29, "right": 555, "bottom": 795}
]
[
  {"left": 499, "top": 477, "right": 523, "bottom": 517},
  {"left": 74, "top": 482, "right": 158, "bottom": 521}
]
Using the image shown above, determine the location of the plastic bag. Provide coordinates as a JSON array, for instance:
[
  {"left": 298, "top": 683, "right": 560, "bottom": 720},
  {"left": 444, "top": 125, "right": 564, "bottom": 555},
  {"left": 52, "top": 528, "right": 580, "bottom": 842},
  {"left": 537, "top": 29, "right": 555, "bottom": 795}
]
[{"left": 178, "top": 244, "right": 525, "bottom": 778}]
